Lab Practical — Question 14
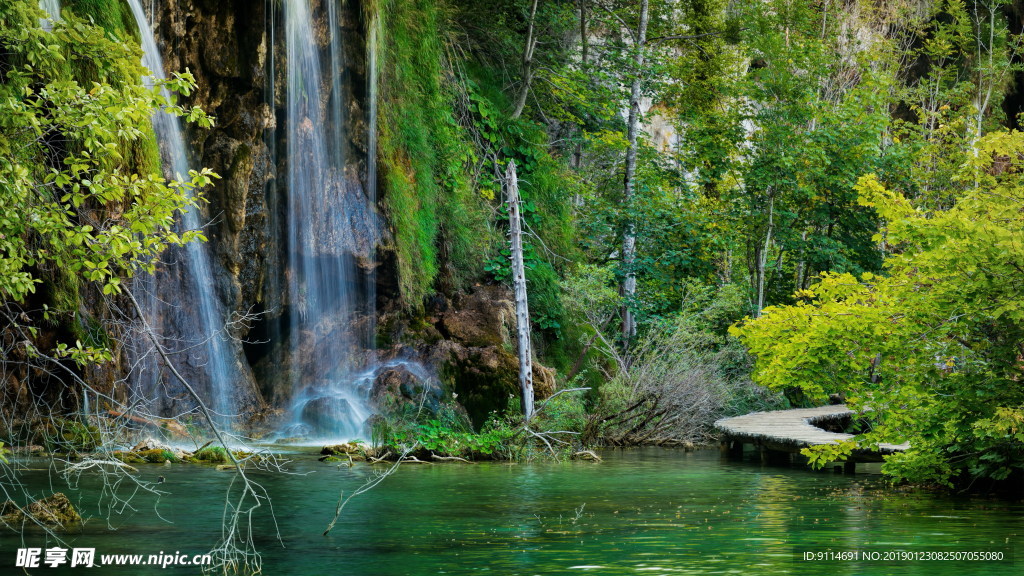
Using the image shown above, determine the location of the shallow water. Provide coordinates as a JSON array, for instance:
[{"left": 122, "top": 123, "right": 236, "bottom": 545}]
[{"left": 2, "top": 449, "right": 1020, "bottom": 575}]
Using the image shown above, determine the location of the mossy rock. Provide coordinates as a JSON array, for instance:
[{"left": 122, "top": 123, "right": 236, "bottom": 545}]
[
  {"left": 192, "top": 446, "right": 229, "bottom": 463},
  {"left": 321, "top": 442, "right": 364, "bottom": 456},
  {"left": 111, "top": 451, "right": 146, "bottom": 465},
  {"left": 138, "top": 449, "right": 178, "bottom": 464},
  {"left": 0, "top": 493, "right": 82, "bottom": 530},
  {"left": 16, "top": 418, "right": 100, "bottom": 453},
  {"left": 320, "top": 442, "right": 369, "bottom": 462}
]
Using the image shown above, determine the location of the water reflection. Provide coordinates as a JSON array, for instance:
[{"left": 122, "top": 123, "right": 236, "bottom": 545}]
[{"left": 2, "top": 449, "right": 1020, "bottom": 575}]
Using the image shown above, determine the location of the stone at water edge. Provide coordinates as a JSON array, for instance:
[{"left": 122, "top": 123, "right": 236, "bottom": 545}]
[
  {"left": 371, "top": 365, "right": 443, "bottom": 413},
  {"left": 320, "top": 442, "right": 369, "bottom": 461},
  {"left": 131, "top": 437, "right": 171, "bottom": 452},
  {"left": 321, "top": 442, "right": 363, "bottom": 455}
]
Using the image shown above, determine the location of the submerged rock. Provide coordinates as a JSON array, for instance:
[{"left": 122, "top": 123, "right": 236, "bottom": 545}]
[{"left": 571, "top": 450, "right": 603, "bottom": 462}]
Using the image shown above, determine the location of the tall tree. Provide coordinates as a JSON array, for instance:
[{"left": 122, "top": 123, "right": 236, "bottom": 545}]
[
  {"left": 511, "top": 0, "right": 541, "bottom": 119},
  {"left": 621, "top": 0, "right": 649, "bottom": 340}
]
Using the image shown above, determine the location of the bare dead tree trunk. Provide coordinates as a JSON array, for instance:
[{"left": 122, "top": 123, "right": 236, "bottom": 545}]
[
  {"left": 511, "top": 0, "right": 540, "bottom": 120},
  {"left": 506, "top": 161, "right": 534, "bottom": 420},
  {"left": 622, "top": 0, "right": 649, "bottom": 340}
]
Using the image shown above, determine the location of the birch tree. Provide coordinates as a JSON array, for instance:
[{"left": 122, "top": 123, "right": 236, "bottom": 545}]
[
  {"left": 621, "top": 0, "right": 649, "bottom": 340},
  {"left": 511, "top": 0, "right": 540, "bottom": 119},
  {"left": 506, "top": 161, "right": 535, "bottom": 420}
]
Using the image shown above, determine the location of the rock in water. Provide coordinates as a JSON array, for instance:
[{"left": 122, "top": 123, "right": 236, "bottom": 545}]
[
  {"left": 300, "top": 396, "right": 356, "bottom": 436},
  {"left": 0, "top": 493, "right": 82, "bottom": 529}
]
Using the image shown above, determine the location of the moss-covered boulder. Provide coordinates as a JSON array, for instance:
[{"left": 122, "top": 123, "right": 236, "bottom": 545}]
[
  {"left": 111, "top": 451, "right": 146, "bottom": 465},
  {"left": 0, "top": 493, "right": 81, "bottom": 530},
  {"left": 138, "top": 449, "right": 178, "bottom": 464},
  {"left": 320, "top": 442, "right": 368, "bottom": 462},
  {"left": 190, "top": 445, "right": 230, "bottom": 463},
  {"left": 400, "top": 285, "right": 558, "bottom": 428}
]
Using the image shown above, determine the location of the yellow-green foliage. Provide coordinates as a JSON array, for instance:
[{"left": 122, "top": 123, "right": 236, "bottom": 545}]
[
  {"left": 138, "top": 448, "right": 178, "bottom": 463},
  {"left": 377, "top": 0, "right": 490, "bottom": 304},
  {"left": 0, "top": 1, "right": 214, "bottom": 367},
  {"left": 62, "top": 0, "right": 160, "bottom": 175},
  {"left": 192, "top": 445, "right": 229, "bottom": 463},
  {"left": 733, "top": 132, "right": 1024, "bottom": 485},
  {"left": 63, "top": 0, "right": 137, "bottom": 40}
]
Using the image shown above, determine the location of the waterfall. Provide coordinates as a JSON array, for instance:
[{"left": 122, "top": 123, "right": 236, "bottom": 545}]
[
  {"left": 126, "top": 0, "right": 239, "bottom": 426},
  {"left": 279, "top": 0, "right": 376, "bottom": 440},
  {"left": 39, "top": 0, "right": 59, "bottom": 29}
]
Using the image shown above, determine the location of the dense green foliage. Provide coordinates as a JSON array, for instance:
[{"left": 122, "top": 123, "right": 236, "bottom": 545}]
[
  {"left": 727, "top": 0, "right": 1024, "bottom": 486},
  {"left": 377, "top": 0, "right": 486, "bottom": 301},
  {"left": 0, "top": 1, "right": 213, "bottom": 364},
  {"left": 63, "top": 0, "right": 138, "bottom": 39},
  {"left": 380, "top": 0, "right": 1024, "bottom": 484},
  {"left": 6, "top": 0, "right": 1024, "bottom": 486},
  {"left": 735, "top": 132, "right": 1024, "bottom": 486}
]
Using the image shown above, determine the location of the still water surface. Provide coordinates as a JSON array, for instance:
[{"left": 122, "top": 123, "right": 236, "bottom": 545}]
[{"left": 2, "top": 448, "right": 1020, "bottom": 575}]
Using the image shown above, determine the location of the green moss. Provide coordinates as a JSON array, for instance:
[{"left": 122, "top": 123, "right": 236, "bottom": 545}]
[
  {"left": 378, "top": 0, "right": 492, "bottom": 304},
  {"left": 138, "top": 448, "right": 177, "bottom": 463},
  {"left": 112, "top": 451, "right": 146, "bottom": 465},
  {"left": 192, "top": 445, "right": 229, "bottom": 463},
  {"left": 62, "top": 0, "right": 137, "bottom": 40},
  {"left": 62, "top": 0, "right": 159, "bottom": 175},
  {"left": 31, "top": 419, "right": 101, "bottom": 452}
]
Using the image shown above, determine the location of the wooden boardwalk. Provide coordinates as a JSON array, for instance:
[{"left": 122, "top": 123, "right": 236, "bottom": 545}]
[{"left": 714, "top": 405, "right": 908, "bottom": 466}]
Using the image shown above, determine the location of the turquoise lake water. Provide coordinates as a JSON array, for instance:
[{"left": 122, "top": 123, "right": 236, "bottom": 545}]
[{"left": 1, "top": 448, "right": 1020, "bottom": 575}]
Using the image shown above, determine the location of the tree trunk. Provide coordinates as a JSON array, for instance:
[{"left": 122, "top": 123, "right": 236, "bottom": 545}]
[
  {"left": 621, "top": 0, "right": 649, "bottom": 340},
  {"left": 755, "top": 197, "right": 774, "bottom": 318},
  {"left": 506, "top": 161, "right": 534, "bottom": 420},
  {"left": 511, "top": 0, "right": 540, "bottom": 120},
  {"left": 580, "top": 0, "right": 589, "bottom": 65},
  {"left": 795, "top": 229, "right": 807, "bottom": 292}
]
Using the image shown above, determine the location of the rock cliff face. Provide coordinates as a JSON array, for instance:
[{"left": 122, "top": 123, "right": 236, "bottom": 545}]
[
  {"left": 141, "top": 0, "right": 275, "bottom": 417},
  {"left": 377, "top": 285, "right": 555, "bottom": 427},
  {"left": 153, "top": 0, "right": 277, "bottom": 331}
]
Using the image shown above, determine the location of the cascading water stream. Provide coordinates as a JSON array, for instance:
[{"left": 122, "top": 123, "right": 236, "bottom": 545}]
[
  {"left": 127, "top": 0, "right": 238, "bottom": 425},
  {"left": 279, "top": 0, "right": 375, "bottom": 440}
]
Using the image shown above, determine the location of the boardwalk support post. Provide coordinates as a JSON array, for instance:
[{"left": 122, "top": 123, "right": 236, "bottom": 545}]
[{"left": 720, "top": 440, "right": 744, "bottom": 459}]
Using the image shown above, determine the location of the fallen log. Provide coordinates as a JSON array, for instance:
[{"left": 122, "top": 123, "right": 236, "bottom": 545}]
[{"left": 106, "top": 411, "right": 189, "bottom": 437}]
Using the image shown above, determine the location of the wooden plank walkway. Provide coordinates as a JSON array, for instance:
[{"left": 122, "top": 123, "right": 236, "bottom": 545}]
[{"left": 714, "top": 404, "right": 908, "bottom": 463}]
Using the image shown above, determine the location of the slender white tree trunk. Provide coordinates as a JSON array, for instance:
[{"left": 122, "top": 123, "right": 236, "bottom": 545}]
[
  {"left": 506, "top": 161, "right": 534, "bottom": 420},
  {"left": 622, "top": 0, "right": 649, "bottom": 340},
  {"left": 756, "top": 197, "right": 774, "bottom": 318},
  {"left": 511, "top": 0, "right": 540, "bottom": 120}
]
